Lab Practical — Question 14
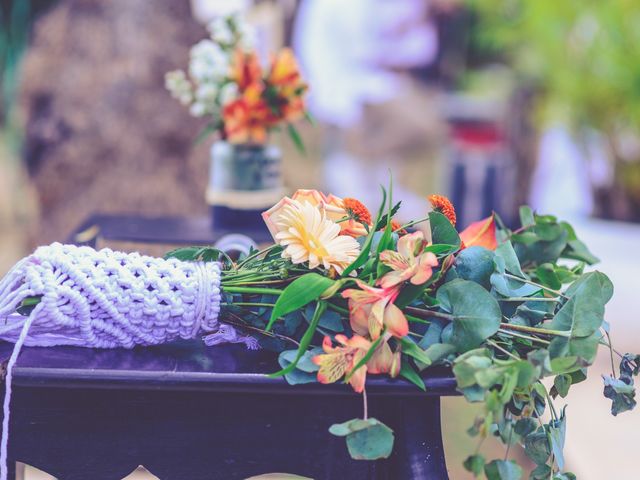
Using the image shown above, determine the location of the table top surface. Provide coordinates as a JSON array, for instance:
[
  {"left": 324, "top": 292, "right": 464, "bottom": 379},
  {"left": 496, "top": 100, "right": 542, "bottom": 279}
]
[
  {"left": 0, "top": 340, "right": 456, "bottom": 396},
  {"left": 70, "top": 214, "right": 273, "bottom": 246}
]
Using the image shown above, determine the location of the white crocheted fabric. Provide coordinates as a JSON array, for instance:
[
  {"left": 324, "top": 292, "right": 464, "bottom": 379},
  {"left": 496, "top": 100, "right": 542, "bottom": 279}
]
[{"left": 0, "top": 243, "right": 224, "bottom": 348}]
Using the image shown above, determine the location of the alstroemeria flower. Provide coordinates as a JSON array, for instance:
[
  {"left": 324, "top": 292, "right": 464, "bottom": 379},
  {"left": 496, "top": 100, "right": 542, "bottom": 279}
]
[
  {"left": 230, "top": 49, "right": 262, "bottom": 91},
  {"left": 378, "top": 231, "right": 438, "bottom": 289},
  {"left": 222, "top": 82, "right": 273, "bottom": 143},
  {"left": 312, "top": 334, "right": 400, "bottom": 393},
  {"left": 342, "top": 280, "right": 408, "bottom": 339}
]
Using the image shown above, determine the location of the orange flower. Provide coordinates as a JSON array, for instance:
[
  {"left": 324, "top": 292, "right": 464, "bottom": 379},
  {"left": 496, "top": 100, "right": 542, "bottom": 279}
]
[
  {"left": 378, "top": 231, "right": 438, "bottom": 289},
  {"left": 459, "top": 214, "right": 497, "bottom": 250},
  {"left": 428, "top": 194, "right": 457, "bottom": 226},
  {"left": 343, "top": 198, "right": 372, "bottom": 225},
  {"left": 342, "top": 280, "right": 408, "bottom": 339},
  {"left": 230, "top": 50, "right": 262, "bottom": 91},
  {"left": 268, "top": 48, "right": 306, "bottom": 97},
  {"left": 312, "top": 334, "right": 400, "bottom": 393},
  {"left": 390, "top": 220, "right": 407, "bottom": 235},
  {"left": 222, "top": 82, "right": 272, "bottom": 143}
]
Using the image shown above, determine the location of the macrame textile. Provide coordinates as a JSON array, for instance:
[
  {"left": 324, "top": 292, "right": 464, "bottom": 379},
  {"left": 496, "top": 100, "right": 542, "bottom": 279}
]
[{"left": 0, "top": 243, "right": 256, "bottom": 480}]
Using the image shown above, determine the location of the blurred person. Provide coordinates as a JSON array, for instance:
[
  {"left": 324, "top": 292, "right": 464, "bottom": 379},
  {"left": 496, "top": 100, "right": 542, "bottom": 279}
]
[{"left": 293, "top": 0, "right": 446, "bottom": 218}]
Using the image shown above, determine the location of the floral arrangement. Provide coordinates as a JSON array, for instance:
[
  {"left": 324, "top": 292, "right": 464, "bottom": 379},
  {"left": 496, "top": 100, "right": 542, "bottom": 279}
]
[
  {"left": 167, "top": 186, "right": 639, "bottom": 479},
  {"left": 165, "top": 14, "right": 308, "bottom": 149}
]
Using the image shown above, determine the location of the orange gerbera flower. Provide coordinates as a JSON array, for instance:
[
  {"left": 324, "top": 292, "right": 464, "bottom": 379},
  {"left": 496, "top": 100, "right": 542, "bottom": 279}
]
[
  {"left": 428, "top": 194, "right": 457, "bottom": 226},
  {"left": 390, "top": 220, "right": 407, "bottom": 235},
  {"left": 343, "top": 198, "right": 372, "bottom": 225}
]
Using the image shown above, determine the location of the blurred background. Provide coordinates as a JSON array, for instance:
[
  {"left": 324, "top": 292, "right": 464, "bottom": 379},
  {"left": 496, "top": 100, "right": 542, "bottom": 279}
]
[{"left": 0, "top": 0, "right": 638, "bottom": 478}]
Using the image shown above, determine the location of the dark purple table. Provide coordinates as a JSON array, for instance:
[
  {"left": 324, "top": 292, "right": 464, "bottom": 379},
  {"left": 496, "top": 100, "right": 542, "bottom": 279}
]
[
  {"left": 0, "top": 341, "right": 454, "bottom": 479},
  {"left": 0, "top": 214, "right": 456, "bottom": 479}
]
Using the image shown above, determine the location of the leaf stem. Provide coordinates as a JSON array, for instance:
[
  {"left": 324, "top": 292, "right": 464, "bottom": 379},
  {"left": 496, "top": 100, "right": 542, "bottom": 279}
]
[
  {"left": 497, "top": 297, "right": 559, "bottom": 303},
  {"left": 499, "top": 323, "right": 569, "bottom": 337},
  {"left": 502, "top": 273, "right": 568, "bottom": 298},
  {"left": 498, "top": 328, "right": 551, "bottom": 345},
  {"left": 222, "top": 286, "right": 284, "bottom": 296}
]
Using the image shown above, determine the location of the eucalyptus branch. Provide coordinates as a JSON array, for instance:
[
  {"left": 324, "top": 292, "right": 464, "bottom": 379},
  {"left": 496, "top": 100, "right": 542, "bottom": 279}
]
[
  {"left": 502, "top": 273, "right": 568, "bottom": 299},
  {"left": 499, "top": 323, "right": 569, "bottom": 337}
]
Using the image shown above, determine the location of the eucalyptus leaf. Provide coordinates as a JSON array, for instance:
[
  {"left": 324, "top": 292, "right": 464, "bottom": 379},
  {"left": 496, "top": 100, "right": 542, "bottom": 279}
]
[
  {"left": 329, "top": 418, "right": 395, "bottom": 460},
  {"left": 437, "top": 280, "right": 501, "bottom": 351},
  {"left": 484, "top": 459, "right": 523, "bottom": 480}
]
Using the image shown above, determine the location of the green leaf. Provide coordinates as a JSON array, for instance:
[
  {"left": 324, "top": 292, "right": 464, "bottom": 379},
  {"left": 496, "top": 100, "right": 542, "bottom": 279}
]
[
  {"left": 329, "top": 418, "right": 395, "bottom": 460},
  {"left": 268, "top": 301, "right": 326, "bottom": 378},
  {"left": 399, "top": 362, "right": 426, "bottom": 391},
  {"left": 278, "top": 348, "right": 321, "bottom": 385},
  {"left": 548, "top": 410, "right": 567, "bottom": 470},
  {"left": 342, "top": 186, "right": 388, "bottom": 277},
  {"left": 484, "top": 459, "right": 523, "bottom": 480},
  {"left": 374, "top": 201, "right": 402, "bottom": 231},
  {"left": 550, "top": 272, "right": 613, "bottom": 338},
  {"left": 437, "top": 280, "right": 501, "bottom": 351},
  {"left": 429, "top": 211, "right": 461, "bottom": 252},
  {"left": 560, "top": 222, "right": 599, "bottom": 264},
  {"left": 164, "top": 246, "right": 201, "bottom": 261},
  {"left": 514, "top": 417, "right": 537, "bottom": 437},
  {"left": 453, "top": 246, "right": 495, "bottom": 289},
  {"left": 530, "top": 464, "right": 552, "bottom": 480},
  {"left": 535, "top": 264, "right": 562, "bottom": 290},
  {"left": 553, "top": 374, "right": 571, "bottom": 398},
  {"left": 193, "top": 122, "right": 217, "bottom": 145},
  {"left": 463, "top": 454, "right": 485, "bottom": 477},
  {"left": 268, "top": 273, "right": 334, "bottom": 330},
  {"left": 287, "top": 123, "right": 306, "bottom": 154},
  {"left": 400, "top": 337, "right": 433, "bottom": 366},
  {"left": 524, "top": 431, "right": 551, "bottom": 465},
  {"left": 603, "top": 375, "right": 637, "bottom": 415},
  {"left": 519, "top": 206, "right": 535, "bottom": 227},
  {"left": 345, "top": 335, "right": 384, "bottom": 382}
]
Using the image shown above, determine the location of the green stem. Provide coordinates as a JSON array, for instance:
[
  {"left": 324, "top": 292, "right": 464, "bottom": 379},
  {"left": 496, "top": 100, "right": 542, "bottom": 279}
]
[
  {"left": 499, "top": 323, "right": 569, "bottom": 337},
  {"left": 498, "top": 328, "right": 551, "bottom": 345},
  {"left": 498, "top": 297, "right": 559, "bottom": 303},
  {"left": 222, "top": 286, "right": 283, "bottom": 296},
  {"left": 399, "top": 215, "right": 429, "bottom": 231},
  {"left": 487, "top": 339, "right": 520, "bottom": 361},
  {"left": 223, "top": 302, "right": 275, "bottom": 308},
  {"left": 502, "top": 273, "right": 568, "bottom": 299},
  {"left": 404, "top": 307, "right": 454, "bottom": 321}
]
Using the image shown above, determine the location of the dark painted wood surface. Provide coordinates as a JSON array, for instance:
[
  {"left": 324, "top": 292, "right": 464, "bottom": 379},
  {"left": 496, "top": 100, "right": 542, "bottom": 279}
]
[
  {"left": 0, "top": 341, "right": 455, "bottom": 479},
  {"left": 69, "top": 214, "right": 272, "bottom": 248}
]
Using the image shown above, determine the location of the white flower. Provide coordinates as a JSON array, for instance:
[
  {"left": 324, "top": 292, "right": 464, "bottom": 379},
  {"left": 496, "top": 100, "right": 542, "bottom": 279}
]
[
  {"left": 195, "top": 84, "right": 218, "bottom": 104},
  {"left": 237, "top": 22, "right": 257, "bottom": 51},
  {"left": 189, "top": 102, "right": 207, "bottom": 117},
  {"left": 165, "top": 70, "right": 193, "bottom": 106},
  {"left": 207, "top": 17, "right": 234, "bottom": 46},
  {"left": 273, "top": 199, "right": 361, "bottom": 274},
  {"left": 189, "top": 40, "right": 229, "bottom": 82},
  {"left": 219, "top": 83, "right": 238, "bottom": 106}
]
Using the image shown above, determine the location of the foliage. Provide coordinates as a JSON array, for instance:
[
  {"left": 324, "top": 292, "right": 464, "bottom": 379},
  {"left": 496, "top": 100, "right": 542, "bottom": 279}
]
[
  {"left": 468, "top": 0, "right": 640, "bottom": 137},
  {"left": 170, "top": 187, "right": 636, "bottom": 478}
]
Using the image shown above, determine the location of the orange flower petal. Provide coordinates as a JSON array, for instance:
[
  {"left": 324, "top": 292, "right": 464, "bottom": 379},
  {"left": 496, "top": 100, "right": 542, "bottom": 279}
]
[
  {"left": 384, "top": 302, "right": 409, "bottom": 338},
  {"left": 459, "top": 214, "right": 497, "bottom": 250}
]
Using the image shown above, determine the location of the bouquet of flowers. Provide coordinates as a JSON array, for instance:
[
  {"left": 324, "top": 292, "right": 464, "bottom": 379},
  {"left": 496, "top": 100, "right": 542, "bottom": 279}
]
[
  {"left": 164, "top": 187, "right": 638, "bottom": 479},
  {"left": 2, "top": 185, "right": 637, "bottom": 479},
  {"left": 164, "top": 14, "right": 308, "bottom": 149}
]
